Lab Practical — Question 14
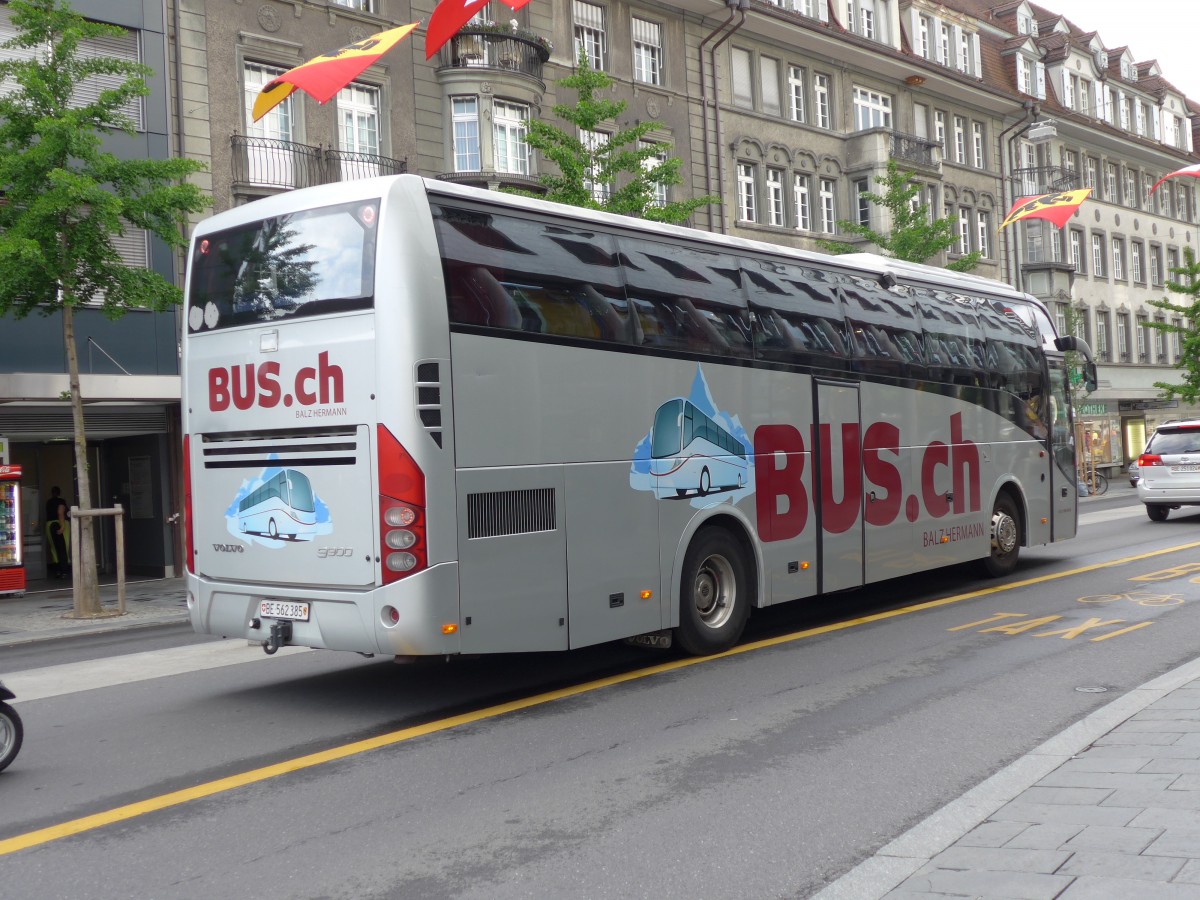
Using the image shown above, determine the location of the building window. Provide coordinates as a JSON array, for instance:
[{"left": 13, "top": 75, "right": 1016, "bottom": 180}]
[
  {"left": 1125, "top": 169, "right": 1138, "bottom": 210},
  {"left": 336, "top": 83, "right": 381, "bottom": 177},
  {"left": 330, "top": 0, "right": 374, "bottom": 9},
  {"left": 1137, "top": 315, "right": 1150, "bottom": 360},
  {"left": 819, "top": 178, "right": 836, "bottom": 234},
  {"left": 731, "top": 47, "right": 753, "bottom": 109},
  {"left": 938, "top": 22, "right": 950, "bottom": 64},
  {"left": 1155, "top": 317, "right": 1167, "bottom": 362},
  {"left": 1105, "top": 163, "right": 1118, "bottom": 203},
  {"left": 1111, "top": 238, "right": 1124, "bottom": 280},
  {"left": 845, "top": 0, "right": 877, "bottom": 39},
  {"left": 641, "top": 142, "right": 669, "bottom": 208},
  {"left": 1085, "top": 157, "right": 1097, "bottom": 190},
  {"left": 1091, "top": 233, "right": 1105, "bottom": 277},
  {"left": 952, "top": 116, "right": 965, "bottom": 164},
  {"left": 1151, "top": 245, "right": 1162, "bottom": 285},
  {"left": 1172, "top": 319, "right": 1184, "bottom": 361},
  {"left": 788, "top": 66, "right": 806, "bottom": 122},
  {"left": 854, "top": 177, "right": 870, "bottom": 227},
  {"left": 737, "top": 163, "right": 757, "bottom": 223},
  {"left": 581, "top": 129, "right": 611, "bottom": 201},
  {"left": 631, "top": 17, "right": 661, "bottom": 85},
  {"left": 814, "top": 73, "right": 831, "bottom": 129},
  {"left": 760, "top": 56, "right": 781, "bottom": 117},
  {"left": 1096, "top": 311, "right": 1110, "bottom": 361},
  {"left": 243, "top": 62, "right": 296, "bottom": 186},
  {"left": 1117, "top": 313, "right": 1130, "bottom": 361},
  {"left": 767, "top": 168, "right": 785, "bottom": 226},
  {"left": 852, "top": 87, "right": 891, "bottom": 131},
  {"left": 958, "top": 209, "right": 970, "bottom": 255},
  {"left": 1168, "top": 248, "right": 1181, "bottom": 283},
  {"left": 794, "top": 174, "right": 811, "bottom": 231},
  {"left": 1131, "top": 241, "right": 1143, "bottom": 283},
  {"left": 451, "top": 97, "right": 481, "bottom": 172},
  {"left": 1070, "top": 229, "right": 1084, "bottom": 274},
  {"left": 934, "top": 110, "right": 946, "bottom": 150},
  {"left": 493, "top": 100, "right": 530, "bottom": 175},
  {"left": 976, "top": 211, "right": 990, "bottom": 258},
  {"left": 573, "top": 1, "right": 606, "bottom": 70},
  {"left": 972, "top": 122, "right": 984, "bottom": 168},
  {"left": 917, "top": 16, "right": 930, "bottom": 59}
]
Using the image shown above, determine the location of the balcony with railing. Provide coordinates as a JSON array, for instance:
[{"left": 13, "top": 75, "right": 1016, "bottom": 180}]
[
  {"left": 439, "top": 28, "right": 550, "bottom": 79},
  {"left": 231, "top": 136, "right": 407, "bottom": 191},
  {"left": 889, "top": 131, "right": 941, "bottom": 169},
  {"left": 1010, "top": 165, "right": 1081, "bottom": 197},
  {"left": 847, "top": 128, "right": 941, "bottom": 172}
]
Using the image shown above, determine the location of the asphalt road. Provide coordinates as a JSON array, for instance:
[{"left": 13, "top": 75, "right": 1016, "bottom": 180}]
[{"left": 2, "top": 488, "right": 1199, "bottom": 899}]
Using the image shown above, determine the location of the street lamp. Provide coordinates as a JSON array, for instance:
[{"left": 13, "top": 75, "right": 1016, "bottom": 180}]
[{"left": 1004, "top": 111, "right": 1059, "bottom": 293}]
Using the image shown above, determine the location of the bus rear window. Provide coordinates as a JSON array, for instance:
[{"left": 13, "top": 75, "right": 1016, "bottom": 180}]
[{"left": 187, "top": 199, "right": 378, "bottom": 332}]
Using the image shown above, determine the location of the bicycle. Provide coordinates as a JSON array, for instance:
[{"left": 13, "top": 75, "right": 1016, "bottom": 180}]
[
  {"left": 1080, "top": 466, "right": 1108, "bottom": 496},
  {"left": 1077, "top": 590, "right": 1183, "bottom": 607}
]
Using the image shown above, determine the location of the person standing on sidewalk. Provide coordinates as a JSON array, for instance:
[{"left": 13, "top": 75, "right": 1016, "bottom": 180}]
[{"left": 44, "top": 486, "right": 70, "bottom": 579}]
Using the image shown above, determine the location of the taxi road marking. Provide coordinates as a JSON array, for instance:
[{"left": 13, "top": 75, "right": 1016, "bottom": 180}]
[{"left": 4, "top": 538, "right": 1200, "bottom": 858}]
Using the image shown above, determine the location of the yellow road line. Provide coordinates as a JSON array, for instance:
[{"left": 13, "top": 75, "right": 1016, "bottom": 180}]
[{"left": 5, "top": 538, "right": 1199, "bottom": 857}]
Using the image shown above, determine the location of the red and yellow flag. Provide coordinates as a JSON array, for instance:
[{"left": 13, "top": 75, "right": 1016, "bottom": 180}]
[
  {"left": 252, "top": 23, "right": 419, "bottom": 123},
  {"left": 425, "top": 0, "right": 533, "bottom": 59},
  {"left": 998, "top": 188, "right": 1092, "bottom": 230},
  {"left": 1149, "top": 163, "right": 1200, "bottom": 194}
]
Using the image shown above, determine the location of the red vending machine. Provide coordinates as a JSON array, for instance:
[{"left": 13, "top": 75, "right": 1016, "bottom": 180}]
[{"left": 0, "top": 465, "right": 26, "bottom": 597}]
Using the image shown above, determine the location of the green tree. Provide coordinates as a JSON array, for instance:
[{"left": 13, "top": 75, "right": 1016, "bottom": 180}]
[
  {"left": 819, "top": 160, "right": 980, "bottom": 272},
  {"left": 508, "top": 48, "right": 717, "bottom": 224},
  {"left": 1146, "top": 247, "right": 1200, "bottom": 403},
  {"left": 0, "top": 0, "right": 207, "bottom": 615}
]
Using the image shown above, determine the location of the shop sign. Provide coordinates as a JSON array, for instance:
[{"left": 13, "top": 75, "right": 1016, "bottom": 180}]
[
  {"left": 1077, "top": 403, "right": 1109, "bottom": 416},
  {"left": 1119, "top": 400, "right": 1180, "bottom": 411}
]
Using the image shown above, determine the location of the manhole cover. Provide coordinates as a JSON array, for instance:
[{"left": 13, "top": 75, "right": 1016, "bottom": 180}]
[{"left": 1075, "top": 686, "right": 1109, "bottom": 693}]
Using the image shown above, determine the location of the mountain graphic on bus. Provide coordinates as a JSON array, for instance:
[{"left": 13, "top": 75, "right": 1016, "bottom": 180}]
[
  {"left": 630, "top": 366, "right": 754, "bottom": 508},
  {"left": 224, "top": 467, "right": 333, "bottom": 547}
]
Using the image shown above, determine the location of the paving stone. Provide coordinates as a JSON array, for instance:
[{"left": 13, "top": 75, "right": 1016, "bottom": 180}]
[
  {"left": 1003, "top": 822, "right": 1084, "bottom": 850},
  {"left": 991, "top": 801, "right": 1141, "bottom": 828},
  {"left": 1143, "top": 828, "right": 1200, "bottom": 858},
  {"left": 957, "top": 821, "right": 1029, "bottom": 848},
  {"left": 882, "top": 890, "right": 973, "bottom": 899},
  {"left": 1057, "top": 875, "right": 1200, "bottom": 898},
  {"left": 1123, "top": 720, "right": 1200, "bottom": 733},
  {"left": 1172, "top": 775, "right": 1200, "bottom": 790},
  {"left": 1130, "top": 808, "right": 1200, "bottom": 829},
  {"left": 1133, "top": 709, "right": 1200, "bottom": 721},
  {"left": 1173, "top": 859, "right": 1200, "bottom": 884},
  {"left": 1080, "top": 745, "right": 1200, "bottom": 760},
  {"left": 1103, "top": 788, "right": 1200, "bottom": 810},
  {"left": 1171, "top": 733, "right": 1200, "bottom": 747},
  {"left": 1147, "top": 695, "right": 1200, "bottom": 711},
  {"left": 1039, "top": 772, "right": 1178, "bottom": 791},
  {"left": 898, "top": 868, "right": 1073, "bottom": 900},
  {"left": 1140, "top": 759, "right": 1200, "bottom": 775},
  {"left": 1093, "top": 732, "right": 1182, "bottom": 746},
  {"left": 1063, "top": 824, "right": 1162, "bottom": 853},
  {"left": 1058, "top": 756, "right": 1152, "bottom": 774},
  {"left": 1017, "top": 786, "right": 1114, "bottom": 806},
  {"left": 921, "top": 846, "right": 1071, "bottom": 874},
  {"left": 1058, "top": 850, "right": 1185, "bottom": 881}
]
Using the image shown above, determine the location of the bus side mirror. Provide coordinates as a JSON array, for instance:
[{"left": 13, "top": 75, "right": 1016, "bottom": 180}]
[{"left": 1084, "top": 361, "right": 1098, "bottom": 393}]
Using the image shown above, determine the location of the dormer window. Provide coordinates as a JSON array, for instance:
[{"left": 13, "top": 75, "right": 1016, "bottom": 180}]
[
  {"left": 1017, "top": 12, "right": 1037, "bottom": 35},
  {"left": 1120, "top": 59, "right": 1132, "bottom": 80}
]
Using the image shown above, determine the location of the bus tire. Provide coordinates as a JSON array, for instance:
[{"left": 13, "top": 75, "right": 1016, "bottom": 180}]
[
  {"left": 676, "top": 528, "right": 750, "bottom": 656},
  {"left": 981, "top": 492, "right": 1021, "bottom": 578},
  {"left": 699, "top": 467, "right": 711, "bottom": 496},
  {"left": 1146, "top": 504, "right": 1170, "bottom": 522}
]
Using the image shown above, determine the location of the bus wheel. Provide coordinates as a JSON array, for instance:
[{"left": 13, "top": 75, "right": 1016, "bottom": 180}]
[
  {"left": 981, "top": 493, "right": 1021, "bottom": 578},
  {"left": 676, "top": 528, "right": 750, "bottom": 655},
  {"left": 699, "top": 467, "right": 711, "bottom": 496},
  {"left": 268, "top": 519, "right": 278, "bottom": 539}
]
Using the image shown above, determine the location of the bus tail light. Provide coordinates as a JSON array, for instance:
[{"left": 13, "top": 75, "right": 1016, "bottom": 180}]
[
  {"left": 1139, "top": 454, "right": 1164, "bottom": 467},
  {"left": 183, "top": 434, "right": 194, "bottom": 575},
  {"left": 378, "top": 425, "right": 426, "bottom": 585}
]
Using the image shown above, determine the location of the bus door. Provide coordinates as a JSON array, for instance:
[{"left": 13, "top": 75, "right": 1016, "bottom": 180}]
[
  {"left": 1047, "top": 359, "right": 1078, "bottom": 540},
  {"left": 814, "top": 381, "right": 864, "bottom": 593}
]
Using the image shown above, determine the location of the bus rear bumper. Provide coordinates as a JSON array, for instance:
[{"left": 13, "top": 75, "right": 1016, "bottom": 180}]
[{"left": 186, "top": 562, "right": 461, "bottom": 656}]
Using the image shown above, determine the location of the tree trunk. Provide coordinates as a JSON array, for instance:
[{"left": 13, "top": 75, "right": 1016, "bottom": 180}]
[{"left": 63, "top": 302, "right": 100, "bottom": 616}]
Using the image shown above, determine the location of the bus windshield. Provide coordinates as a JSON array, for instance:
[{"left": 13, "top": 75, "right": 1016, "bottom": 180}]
[
  {"left": 187, "top": 199, "right": 378, "bottom": 332},
  {"left": 652, "top": 400, "right": 683, "bottom": 458}
]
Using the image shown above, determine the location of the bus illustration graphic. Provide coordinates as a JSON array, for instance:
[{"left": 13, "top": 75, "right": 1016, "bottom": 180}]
[
  {"left": 228, "top": 468, "right": 327, "bottom": 544},
  {"left": 631, "top": 366, "right": 754, "bottom": 507}
]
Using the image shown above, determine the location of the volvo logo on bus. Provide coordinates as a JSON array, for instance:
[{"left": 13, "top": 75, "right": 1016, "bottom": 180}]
[{"left": 208, "top": 351, "right": 344, "bottom": 412}]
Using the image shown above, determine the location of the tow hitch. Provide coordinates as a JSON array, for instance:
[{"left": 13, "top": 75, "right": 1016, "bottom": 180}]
[{"left": 262, "top": 619, "right": 292, "bottom": 655}]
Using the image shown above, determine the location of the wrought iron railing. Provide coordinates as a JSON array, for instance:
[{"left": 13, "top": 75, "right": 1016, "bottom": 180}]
[
  {"left": 889, "top": 131, "right": 940, "bottom": 167},
  {"left": 1010, "top": 165, "right": 1081, "bottom": 196},
  {"left": 442, "top": 28, "right": 550, "bottom": 78},
  {"left": 231, "top": 136, "right": 407, "bottom": 190}
]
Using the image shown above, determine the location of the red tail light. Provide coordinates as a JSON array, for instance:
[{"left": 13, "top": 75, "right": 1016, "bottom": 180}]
[
  {"left": 377, "top": 425, "right": 427, "bottom": 585},
  {"left": 183, "top": 434, "right": 195, "bottom": 574},
  {"left": 1139, "top": 454, "right": 1163, "bottom": 467}
]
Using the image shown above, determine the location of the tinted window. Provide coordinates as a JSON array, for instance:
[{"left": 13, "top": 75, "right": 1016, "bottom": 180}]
[
  {"left": 435, "top": 206, "right": 632, "bottom": 343},
  {"left": 188, "top": 200, "right": 378, "bottom": 332},
  {"left": 619, "top": 240, "right": 752, "bottom": 358},
  {"left": 1148, "top": 427, "right": 1200, "bottom": 455},
  {"left": 843, "top": 277, "right": 925, "bottom": 378},
  {"left": 744, "top": 259, "right": 848, "bottom": 369}
]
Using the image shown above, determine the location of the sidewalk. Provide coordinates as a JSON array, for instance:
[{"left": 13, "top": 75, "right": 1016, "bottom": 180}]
[{"left": 0, "top": 576, "right": 188, "bottom": 647}]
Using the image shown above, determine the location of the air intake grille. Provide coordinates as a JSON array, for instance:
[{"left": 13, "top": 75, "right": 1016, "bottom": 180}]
[
  {"left": 201, "top": 426, "right": 359, "bottom": 469},
  {"left": 467, "top": 488, "right": 556, "bottom": 539}
]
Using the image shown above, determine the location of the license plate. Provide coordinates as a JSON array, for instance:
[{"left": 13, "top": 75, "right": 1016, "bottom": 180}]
[
  {"left": 259, "top": 599, "right": 310, "bottom": 621},
  {"left": 1170, "top": 465, "right": 1200, "bottom": 473}
]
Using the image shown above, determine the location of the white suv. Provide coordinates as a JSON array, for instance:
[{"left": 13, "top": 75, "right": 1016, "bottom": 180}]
[{"left": 1137, "top": 419, "right": 1200, "bottom": 521}]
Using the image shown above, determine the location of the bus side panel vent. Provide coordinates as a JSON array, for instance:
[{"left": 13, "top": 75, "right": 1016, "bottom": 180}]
[
  {"left": 467, "top": 488, "right": 556, "bottom": 540},
  {"left": 416, "top": 361, "right": 443, "bottom": 448}
]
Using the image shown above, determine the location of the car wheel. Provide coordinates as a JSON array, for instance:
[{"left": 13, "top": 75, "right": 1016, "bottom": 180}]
[{"left": 1146, "top": 504, "right": 1170, "bottom": 522}]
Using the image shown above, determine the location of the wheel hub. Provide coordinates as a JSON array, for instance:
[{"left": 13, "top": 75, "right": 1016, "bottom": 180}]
[{"left": 991, "top": 511, "right": 1017, "bottom": 554}]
